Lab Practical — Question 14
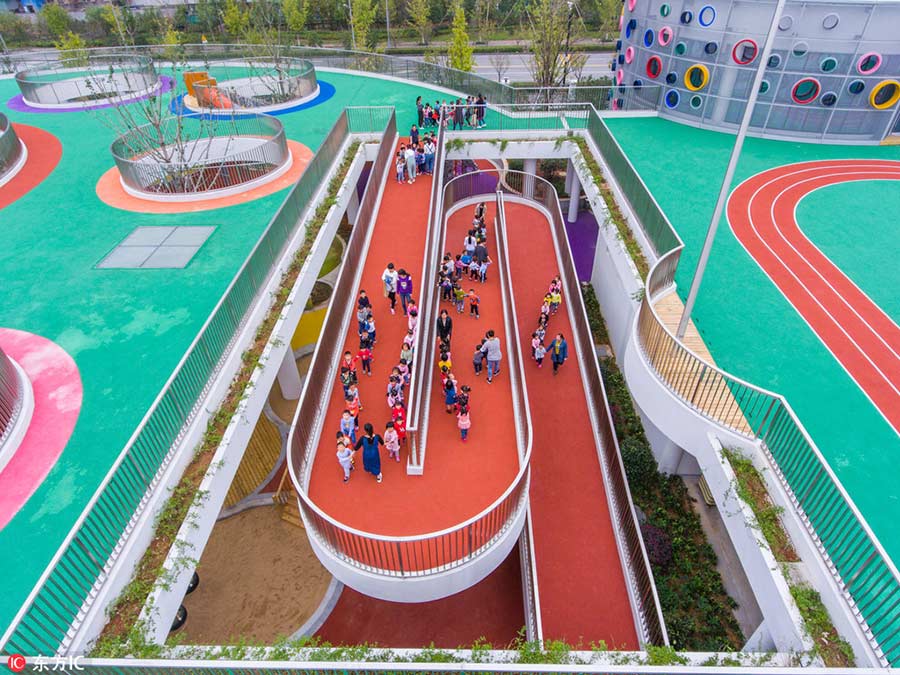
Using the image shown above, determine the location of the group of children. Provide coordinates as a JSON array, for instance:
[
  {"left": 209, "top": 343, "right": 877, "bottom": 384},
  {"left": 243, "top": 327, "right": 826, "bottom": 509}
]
[
  {"left": 336, "top": 281, "right": 419, "bottom": 483},
  {"left": 395, "top": 131, "right": 437, "bottom": 185},
  {"left": 530, "top": 276, "right": 563, "bottom": 369},
  {"left": 437, "top": 203, "right": 492, "bottom": 322},
  {"left": 416, "top": 94, "right": 488, "bottom": 130}
]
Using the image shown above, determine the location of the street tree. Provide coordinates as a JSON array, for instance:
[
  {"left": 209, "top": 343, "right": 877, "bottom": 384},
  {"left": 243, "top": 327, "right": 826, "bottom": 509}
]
[
  {"left": 447, "top": 1, "right": 473, "bottom": 72},
  {"left": 406, "top": 0, "right": 433, "bottom": 45},
  {"left": 40, "top": 3, "right": 70, "bottom": 39},
  {"left": 525, "top": 0, "right": 586, "bottom": 97}
]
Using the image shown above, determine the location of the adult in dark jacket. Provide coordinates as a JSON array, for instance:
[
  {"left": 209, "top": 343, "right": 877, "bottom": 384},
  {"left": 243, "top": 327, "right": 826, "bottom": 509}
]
[
  {"left": 354, "top": 423, "right": 384, "bottom": 482},
  {"left": 436, "top": 309, "right": 453, "bottom": 342},
  {"left": 548, "top": 333, "right": 569, "bottom": 375}
]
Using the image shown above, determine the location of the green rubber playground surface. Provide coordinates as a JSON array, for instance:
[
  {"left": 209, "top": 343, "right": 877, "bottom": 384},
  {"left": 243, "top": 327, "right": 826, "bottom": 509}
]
[
  {"left": 0, "top": 70, "right": 447, "bottom": 631},
  {"left": 604, "top": 116, "right": 900, "bottom": 567}
]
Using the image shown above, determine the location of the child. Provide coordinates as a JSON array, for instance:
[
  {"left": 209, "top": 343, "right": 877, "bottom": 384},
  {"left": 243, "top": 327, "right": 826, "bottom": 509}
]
[
  {"left": 453, "top": 284, "right": 466, "bottom": 313},
  {"left": 346, "top": 395, "right": 360, "bottom": 428},
  {"left": 395, "top": 151, "right": 405, "bottom": 183},
  {"left": 454, "top": 255, "right": 465, "bottom": 279},
  {"left": 359, "top": 330, "right": 372, "bottom": 351},
  {"left": 444, "top": 373, "right": 457, "bottom": 413},
  {"left": 408, "top": 307, "right": 419, "bottom": 335},
  {"left": 403, "top": 329, "right": 416, "bottom": 351},
  {"left": 540, "top": 294, "right": 552, "bottom": 319},
  {"left": 457, "top": 404, "right": 471, "bottom": 442},
  {"left": 473, "top": 342, "right": 485, "bottom": 376},
  {"left": 340, "top": 409, "right": 357, "bottom": 444},
  {"left": 392, "top": 406, "right": 407, "bottom": 444},
  {"left": 384, "top": 420, "right": 401, "bottom": 462},
  {"left": 357, "top": 302, "right": 370, "bottom": 335},
  {"left": 407, "top": 298, "right": 418, "bottom": 317},
  {"left": 534, "top": 342, "right": 546, "bottom": 368},
  {"left": 467, "top": 257, "right": 480, "bottom": 279},
  {"left": 479, "top": 256, "right": 492, "bottom": 283},
  {"left": 365, "top": 312, "right": 377, "bottom": 345},
  {"left": 415, "top": 146, "right": 426, "bottom": 174},
  {"left": 468, "top": 289, "right": 480, "bottom": 319},
  {"left": 387, "top": 375, "right": 404, "bottom": 408},
  {"left": 397, "top": 358, "right": 410, "bottom": 386},
  {"left": 456, "top": 384, "right": 470, "bottom": 411},
  {"left": 535, "top": 321, "right": 547, "bottom": 344},
  {"left": 531, "top": 332, "right": 541, "bottom": 359},
  {"left": 356, "top": 343, "right": 373, "bottom": 376},
  {"left": 439, "top": 337, "right": 452, "bottom": 360},
  {"left": 347, "top": 382, "right": 362, "bottom": 411},
  {"left": 460, "top": 250, "right": 473, "bottom": 276},
  {"left": 440, "top": 273, "right": 453, "bottom": 302},
  {"left": 400, "top": 342, "right": 413, "bottom": 364},
  {"left": 336, "top": 435, "right": 354, "bottom": 482},
  {"left": 549, "top": 288, "right": 562, "bottom": 314},
  {"left": 438, "top": 351, "right": 452, "bottom": 372},
  {"left": 340, "top": 366, "right": 355, "bottom": 398},
  {"left": 358, "top": 289, "right": 371, "bottom": 310},
  {"left": 341, "top": 350, "right": 357, "bottom": 378}
]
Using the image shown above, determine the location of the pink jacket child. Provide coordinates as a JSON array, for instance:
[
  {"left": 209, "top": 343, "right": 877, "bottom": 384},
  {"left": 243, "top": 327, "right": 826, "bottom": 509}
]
[
  {"left": 457, "top": 405, "right": 471, "bottom": 441},
  {"left": 384, "top": 421, "right": 401, "bottom": 462}
]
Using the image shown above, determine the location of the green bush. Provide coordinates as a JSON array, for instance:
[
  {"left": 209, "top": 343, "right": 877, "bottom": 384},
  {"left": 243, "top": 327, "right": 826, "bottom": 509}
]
[{"left": 620, "top": 436, "right": 657, "bottom": 500}]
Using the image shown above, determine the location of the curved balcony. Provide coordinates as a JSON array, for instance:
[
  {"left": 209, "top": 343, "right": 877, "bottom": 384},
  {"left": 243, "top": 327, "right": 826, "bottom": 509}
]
[
  {"left": 0, "top": 114, "right": 25, "bottom": 186},
  {"left": 110, "top": 114, "right": 291, "bottom": 201},
  {"left": 191, "top": 58, "right": 318, "bottom": 113},
  {"left": 14, "top": 53, "right": 159, "bottom": 109}
]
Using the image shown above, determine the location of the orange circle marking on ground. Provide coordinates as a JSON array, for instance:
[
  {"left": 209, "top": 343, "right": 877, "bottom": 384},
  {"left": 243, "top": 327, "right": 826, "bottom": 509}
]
[
  {"left": 0, "top": 124, "right": 63, "bottom": 211},
  {"left": 94, "top": 140, "right": 313, "bottom": 214}
]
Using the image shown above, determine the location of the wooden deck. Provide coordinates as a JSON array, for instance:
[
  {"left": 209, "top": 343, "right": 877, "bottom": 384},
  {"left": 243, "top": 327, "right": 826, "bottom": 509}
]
[{"left": 652, "top": 291, "right": 753, "bottom": 435}]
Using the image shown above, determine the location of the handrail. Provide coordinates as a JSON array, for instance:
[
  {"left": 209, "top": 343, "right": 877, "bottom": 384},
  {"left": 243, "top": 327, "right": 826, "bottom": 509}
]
[
  {"left": 0, "top": 347, "right": 23, "bottom": 447},
  {"left": 587, "top": 106, "right": 900, "bottom": 664},
  {"left": 286, "top": 160, "right": 533, "bottom": 579},
  {"left": 491, "top": 169, "right": 667, "bottom": 646},
  {"left": 0, "top": 112, "right": 23, "bottom": 179},
  {"left": 0, "top": 109, "right": 358, "bottom": 657}
]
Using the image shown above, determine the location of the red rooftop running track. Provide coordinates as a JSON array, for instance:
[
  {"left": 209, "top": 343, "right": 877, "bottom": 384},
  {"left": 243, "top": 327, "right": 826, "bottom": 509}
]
[
  {"left": 504, "top": 201, "right": 638, "bottom": 649},
  {"left": 305, "top": 146, "right": 519, "bottom": 548},
  {"left": 727, "top": 160, "right": 900, "bottom": 436}
]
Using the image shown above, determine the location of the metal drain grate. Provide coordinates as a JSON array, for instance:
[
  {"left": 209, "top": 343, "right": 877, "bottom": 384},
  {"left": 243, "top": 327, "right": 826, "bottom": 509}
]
[{"left": 97, "top": 226, "right": 216, "bottom": 269}]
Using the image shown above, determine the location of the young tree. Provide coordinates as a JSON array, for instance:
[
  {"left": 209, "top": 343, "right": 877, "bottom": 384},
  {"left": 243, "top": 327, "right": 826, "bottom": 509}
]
[
  {"left": 350, "top": 0, "right": 377, "bottom": 50},
  {"left": 447, "top": 1, "right": 473, "bottom": 72},
  {"left": 488, "top": 52, "right": 510, "bottom": 82},
  {"left": 595, "top": 0, "right": 619, "bottom": 40},
  {"left": 54, "top": 31, "right": 88, "bottom": 67},
  {"left": 283, "top": 0, "right": 309, "bottom": 33},
  {"left": 222, "top": 0, "right": 250, "bottom": 36},
  {"left": 100, "top": 3, "right": 135, "bottom": 46},
  {"left": 472, "top": 0, "right": 495, "bottom": 44},
  {"left": 40, "top": 3, "right": 70, "bottom": 40},
  {"left": 406, "top": 0, "right": 432, "bottom": 45},
  {"left": 525, "top": 0, "right": 584, "bottom": 96}
]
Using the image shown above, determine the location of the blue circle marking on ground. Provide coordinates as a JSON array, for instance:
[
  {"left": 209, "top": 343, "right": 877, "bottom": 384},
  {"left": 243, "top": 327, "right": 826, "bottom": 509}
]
[{"left": 170, "top": 79, "right": 336, "bottom": 118}]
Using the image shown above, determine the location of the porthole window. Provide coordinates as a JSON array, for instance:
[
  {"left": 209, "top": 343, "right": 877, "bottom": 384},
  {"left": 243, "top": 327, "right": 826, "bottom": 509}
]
[
  {"left": 690, "top": 95, "right": 703, "bottom": 109},
  {"left": 644, "top": 29, "right": 655, "bottom": 47},
  {"left": 820, "top": 57, "right": 837, "bottom": 73},
  {"left": 615, "top": 39, "right": 622, "bottom": 51},
  {"left": 626, "top": 18, "right": 637, "bottom": 39},
  {"left": 704, "top": 41, "right": 718, "bottom": 55},
  {"left": 820, "top": 92, "right": 837, "bottom": 107},
  {"left": 627, "top": 0, "right": 637, "bottom": 11},
  {"left": 698, "top": 5, "right": 716, "bottom": 26},
  {"left": 660, "top": 3, "right": 671, "bottom": 17},
  {"left": 674, "top": 41, "right": 687, "bottom": 56},
  {"left": 625, "top": 46, "right": 636, "bottom": 64},
  {"left": 870, "top": 80, "right": 900, "bottom": 110},
  {"left": 616, "top": 97, "right": 625, "bottom": 109},
  {"left": 792, "top": 77, "right": 821, "bottom": 105},
  {"left": 857, "top": 52, "right": 882, "bottom": 75},
  {"left": 646, "top": 56, "right": 663, "bottom": 79},
  {"left": 665, "top": 72, "right": 678, "bottom": 85},
  {"left": 659, "top": 26, "right": 674, "bottom": 46},
  {"left": 778, "top": 15, "right": 793, "bottom": 31},
  {"left": 664, "top": 89, "right": 680, "bottom": 109},
  {"left": 822, "top": 13, "right": 839, "bottom": 30},
  {"left": 680, "top": 10, "right": 693, "bottom": 24},
  {"left": 758, "top": 80, "right": 770, "bottom": 94},
  {"left": 633, "top": 79, "right": 644, "bottom": 90},
  {"left": 732, "top": 39, "right": 758, "bottom": 65},
  {"left": 685, "top": 64, "right": 710, "bottom": 91},
  {"left": 767, "top": 53, "right": 782, "bottom": 69},
  {"left": 616, "top": 68, "right": 624, "bottom": 85},
  {"left": 618, "top": 85, "right": 626, "bottom": 94},
  {"left": 618, "top": 54, "right": 625, "bottom": 65},
  {"left": 848, "top": 79, "right": 865, "bottom": 95},
  {"left": 792, "top": 42, "right": 808, "bottom": 58}
]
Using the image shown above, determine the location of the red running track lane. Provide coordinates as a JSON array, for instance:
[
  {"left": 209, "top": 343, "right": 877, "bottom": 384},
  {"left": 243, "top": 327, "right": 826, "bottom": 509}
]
[
  {"left": 727, "top": 160, "right": 900, "bottom": 435},
  {"left": 315, "top": 547, "right": 525, "bottom": 647},
  {"left": 0, "top": 124, "right": 62, "bottom": 210},
  {"left": 504, "top": 201, "right": 639, "bottom": 649},
  {"left": 305, "top": 147, "right": 519, "bottom": 558}
]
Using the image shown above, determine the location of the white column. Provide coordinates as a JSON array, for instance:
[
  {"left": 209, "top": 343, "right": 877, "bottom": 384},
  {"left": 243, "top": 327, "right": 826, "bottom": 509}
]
[
  {"left": 346, "top": 185, "right": 360, "bottom": 225},
  {"left": 564, "top": 159, "right": 575, "bottom": 194},
  {"left": 277, "top": 349, "right": 302, "bottom": 400},
  {"left": 523, "top": 158, "right": 537, "bottom": 199},
  {"left": 567, "top": 172, "right": 581, "bottom": 223}
]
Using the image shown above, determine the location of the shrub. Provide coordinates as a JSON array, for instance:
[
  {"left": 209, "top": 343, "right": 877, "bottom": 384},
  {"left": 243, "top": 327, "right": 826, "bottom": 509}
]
[
  {"left": 640, "top": 523, "right": 673, "bottom": 569},
  {"left": 620, "top": 436, "right": 657, "bottom": 500}
]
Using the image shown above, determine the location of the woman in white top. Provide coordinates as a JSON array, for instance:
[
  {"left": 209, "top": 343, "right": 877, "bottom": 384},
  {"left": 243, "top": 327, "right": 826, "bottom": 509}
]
[{"left": 382, "top": 262, "right": 399, "bottom": 314}]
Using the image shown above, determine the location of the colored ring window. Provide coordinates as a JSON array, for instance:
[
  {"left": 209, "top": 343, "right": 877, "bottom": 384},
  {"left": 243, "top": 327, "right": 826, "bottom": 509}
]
[
  {"left": 660, "top": 3, "right": 671, "bottom": 17},
  {"left": 684, "top": 64, "right": 710, "bottom": 91},
  {"left": 616, "top": 68, "right": 624, "bottom": 85},
  {"left": 870, "top": 80, "right": 900, "bottom": 110},
  {"left": 646, "top": 56, "right": 663, "bottom": 78},
  {"left": 644, "top": 29, "right": 655, "bottom": 47},
  {"left": 665, "top": 72, "right": 678, "bottom": 85},
  {"left": 758, "top": 80, "right": 770, "bottom": 94},
  {"left": 767, "top": 53, "right": 782, "bottom": 69},
  {"left": 792, "top": 77, "right": 820, "bottom": 105},
  {"left": 628, "top": 0, "right": 637, "bottom": 11},
  {"left": 820, "top": 92, "right": 837, "bottom": 107},
  {"left": 698, "top": 5, "right": 716, "bottom": 26},
  {"left": 618, "top": 53, "right": 625, "bottom": 65},
  {"left": 822, "top": 13, "right": 839, "bottom": 30},
  {"left": 659, "top": 26, "right": 673, "bottom": 46},
  {"left": 615, "top": 39, "right": 622, "bottom": 51},
  {"left": 618, "top": 85, "right": 626, "bottom": 94},
  {"left": 626, "top": 18, "right": 637, "bottom": 39},
  {"left": 680, "top": 10, "right": 693, "bottom": 24},
  {"left": 674, "top": 41, "right": 687, "bottom": 56},
  {"left": 848, "top": 80, "right": 865, "bottom": 95},
  {"left": 732, "top": 39, "right": 758, "bottom": 65},
  {"left": 690, "top": 95, "right": 703, "bottom": 109},
  {"left": 625, "top": 46, "right": 636, "bottom": 64},
  {"left": 792, "top": 42, "right": 808, "bottom": 58},
  {"left": 704, "top": 41, "right": 718, "bottom": 55},
  {"left": 820, "top": 57, "right": 837, "bottom": 73},
  {"left": 616, "top": 97, "right": 625, "bottom": 109},
  {"left": 633, "top": 79, "right": 644, "bottom": 89},
  {"left": 664, "top": 89, "right": 680, "bottom": 109},
  {"left": 857, "top": 52, "right": 881, "bottom": 75}
]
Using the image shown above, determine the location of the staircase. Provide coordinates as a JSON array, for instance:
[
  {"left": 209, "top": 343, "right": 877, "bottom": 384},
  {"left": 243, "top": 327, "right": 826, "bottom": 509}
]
[{"left": 272, "top": 466, "right": 305, "bottom": 528}]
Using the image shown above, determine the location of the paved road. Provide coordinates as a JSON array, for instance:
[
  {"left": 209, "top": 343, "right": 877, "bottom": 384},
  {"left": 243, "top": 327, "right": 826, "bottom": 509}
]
[{"left": 411, "top": 51, "right": 615, "bottom": 83}]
